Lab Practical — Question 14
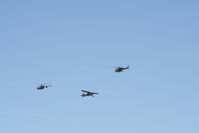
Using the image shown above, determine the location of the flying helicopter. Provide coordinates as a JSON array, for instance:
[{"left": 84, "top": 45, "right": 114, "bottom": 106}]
[
  {"left": 36, "top": 84, "right": 51, "bottom": 90},
  {"left": 81, "top": 90, "right": 99, "bottom": 97},
  {"left": 114, "top": 65, "right": 129, "bottom": 72}
]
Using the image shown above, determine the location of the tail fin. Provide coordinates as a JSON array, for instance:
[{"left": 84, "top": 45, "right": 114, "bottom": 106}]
[
  {"left": 46, "top": 85, "right": 52, "bottom": 88},
  {"left": 126, "top": 65, "right": 129, "bottom": 69}
]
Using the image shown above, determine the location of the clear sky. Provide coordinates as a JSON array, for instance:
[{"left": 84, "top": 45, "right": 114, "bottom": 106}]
[{"left": 0, "top": 0, "right": 199, "bottom": 133}]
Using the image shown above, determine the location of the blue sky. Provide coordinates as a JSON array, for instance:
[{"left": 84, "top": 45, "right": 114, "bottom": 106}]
[{"left": 0, "top": 0, "right": 199, "bottom": 133}]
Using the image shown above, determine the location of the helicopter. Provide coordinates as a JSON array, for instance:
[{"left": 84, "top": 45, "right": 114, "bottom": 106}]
[
  {"left": 36, "top": 84, "right": 51, "bottom": 90},
  {"left": 114, "top": 65, "right": 129, "bottom": 72},
  {"left": 81, "top": 90, "right": 99, "bottom": 97}
]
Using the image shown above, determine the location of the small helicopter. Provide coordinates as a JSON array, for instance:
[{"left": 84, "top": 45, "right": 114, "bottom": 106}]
[
  {"left": 81, "top": 90, "right": 99, "bottom": 97},
  {"left": 114, "top": 65, "right": 129, "bottom": 72},
  {"left": 36, "top": 84, "right": 51, "bottom": 90}
]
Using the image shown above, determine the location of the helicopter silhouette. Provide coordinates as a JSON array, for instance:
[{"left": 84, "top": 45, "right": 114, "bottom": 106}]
[
  {"left": 36, "top": 84, "right": 51, "bottom": 90},
  {"left": 81, "top": 90, "right": 99, "bottom": 97},
  {"left": 114, "top": 65, "right": 129, "bottom": 72}
]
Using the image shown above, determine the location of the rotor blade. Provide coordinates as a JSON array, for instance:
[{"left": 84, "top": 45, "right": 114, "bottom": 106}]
[
  {"left": 110, "top": 66, "right": 119, "bottom": 68},
  {"left": 81, "top": 90, "right": 90, "bottom": 93}
]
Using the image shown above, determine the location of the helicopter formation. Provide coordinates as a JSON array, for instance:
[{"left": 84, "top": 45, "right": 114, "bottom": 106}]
[{"left": 36, "top": 65, "right": 130, "bottom": 97}]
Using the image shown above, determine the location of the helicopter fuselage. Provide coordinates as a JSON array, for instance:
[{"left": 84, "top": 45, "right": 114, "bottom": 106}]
[{"left": 115, "top": 66, "right": 129, "bottom": 72}]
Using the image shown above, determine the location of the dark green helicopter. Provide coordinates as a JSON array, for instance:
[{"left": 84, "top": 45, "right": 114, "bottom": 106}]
[
  {"left": 81, "top": 90, "right": 99, "bottom": 97},
  {"left": 37, "top": 84, "right": 51, "bottom": 90},
  {"left": 114, "top": 65, "right": 129, "bottom": 72}
]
